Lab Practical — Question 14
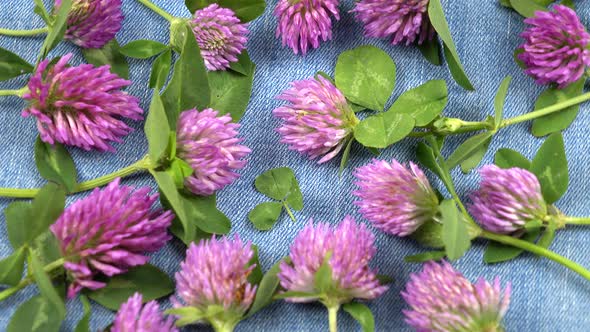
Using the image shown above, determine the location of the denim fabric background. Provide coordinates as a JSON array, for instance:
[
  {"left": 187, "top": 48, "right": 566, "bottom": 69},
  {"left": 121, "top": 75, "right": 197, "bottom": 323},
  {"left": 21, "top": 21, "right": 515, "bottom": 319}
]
[{"left": 0, "top": 0, "right": 589, "bottom": 331}]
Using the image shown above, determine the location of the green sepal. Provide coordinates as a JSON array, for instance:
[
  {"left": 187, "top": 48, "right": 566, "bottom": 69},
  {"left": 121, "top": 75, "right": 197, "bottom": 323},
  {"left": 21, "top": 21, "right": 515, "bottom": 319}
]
[
  {"left": 440, "top": 199, "right": 471, "bottom": 260},
  {"left": 34, "top": 137, "right": 77, "bottom": 193},
  {"left": 509, "top": 0, "right": 547, "bottom": 17},
  {"left": 342, "top": 303, "right": 375, "bottom": 332},
  {"left": 0, "top": 247, "right": 26, "bottom": 286},
  {"left": 185, "top": 0, "right": 266, "bottom": 22},
  {"left": 405, "top": 251, "right": 447, "bottom": 263},
  {"left": 314, "top": 253, "right": 334, "bottom": 294},
  {"left": 247, "top": 245, "right": 264, "bottom": 285},
  {"left": 428, "top": 0, "right": 474, "bottom": 90},
  {"left": 208, "top": 62, "right": 256, "bottom": 122},
  {"left": 166, "top": 306, "right": 212, "bottom": 327},
  {"left": 74, "top": 296, "right": 91, "bottom": 332},
  {"left": 411, "top": 220, "right": 444, "bottom": 248},
  {"left": 82, "top": 39, "right": 129, "bottom": 79},
  {"left": 246, "top": 258, "right": 286, "bottom": 318},
  {"left": 149, "top": 48, "right": 172, "bottom": 90},
  {"left": 530, "top": 132, "right": 568, "bottom": 204},
  {"left": 163, "top": 23, "right": 210, "bottom": 129},
  {"left": 493, "top": 76, "right": 512, "bottom": 129},
  {"left": 86, "top": 264, "right": 174, "bottom": 310},
  {"left": 39, "top": 0, "right": 71, "bottom": 60},
  {"left": 0, "top": 47, "right": 34, "bottom": 82},
  {"left": 8, "top": 295, "right": 63, "bottom": 332},
  {"left": 531, "top": 78, "right": 585, "bottom": 137},
  {"left": 494, "top": 148, "right": 531, "bottom": 170},
  {"left": 119, "top": 40, "right": 169, "bottom": 59},
  {"left": 166, "top": 158, "right": 194, "bottom": 189},
  {"left": 483, "top": 229, "right": 541, "bottom": 264}
]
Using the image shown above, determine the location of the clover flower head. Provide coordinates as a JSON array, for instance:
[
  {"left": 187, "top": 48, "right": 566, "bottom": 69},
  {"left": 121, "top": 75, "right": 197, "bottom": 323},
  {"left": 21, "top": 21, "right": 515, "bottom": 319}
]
[
  {"left": 402, "top": 261, "right": 511, "bottom": 332},
  {"left": 273, "top": 76, "right": 358, "bottom": 164},
  {"left": 55, "top": 0, "right": 124, "bottom": 48},
  {"left": 274, "top": 0, "right": 340, "bottom": 55},
  {"left": 111, "top": 293, "right": 177, "bottom": 332},
  {"left": 278, "top": 216, "right": 388, "bottom": 305},
  {"left": 176, "top": 108, "right": 251, "bottom": 196},
  {"left": 190, "top": 4, "right": 249, "bottom": 71},
  {"left": 22, "top": 53, "right": 142, "bottom": 152},
  {"left": 468, "top": 165, "right": 547, "bottom": 234},
  {"left": 174, "top": 236, "right": 257, "bottom": 328},
  {"left": 352, "top": 0, "right": 435, "bottom": 45},
  {"left": 518, "top": 4, "right": 590, "bottom": 88},
  {"left": 354, "top": 159, "right": 439, "bottom": 236},
  {"left": 50, "top": 179, "right": 173, "bottom": 298}
]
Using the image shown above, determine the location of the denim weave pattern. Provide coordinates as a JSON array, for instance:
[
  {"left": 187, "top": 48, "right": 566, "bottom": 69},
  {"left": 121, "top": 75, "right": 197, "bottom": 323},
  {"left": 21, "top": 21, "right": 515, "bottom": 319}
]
[{"left": 0, "top": 1, "right": 589, "bottom": 331}]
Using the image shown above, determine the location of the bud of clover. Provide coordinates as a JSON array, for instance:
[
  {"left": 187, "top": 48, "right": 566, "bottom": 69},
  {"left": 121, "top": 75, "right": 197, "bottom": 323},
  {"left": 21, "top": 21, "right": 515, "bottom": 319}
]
[
  {"left": 169, "top": 18, "right": 191, "bottom": 53},
  {"left": 354, "top": 159, "right": 439, "bottom": 237},
  {"left": 169, "top": 5, "right": 248, "bottom": 71},
  {"left": 55, "top": 0, "right": 124, "bottom": 49},
  {"left": 189, "top": 4, "right": 248, "bottom": 71},
  {"left": 403, "top": 261, "right": 511, "bottom": 332},
  {"left": 22, "top": 54, "right": 143, "bottom": 152},
  {"left": 278, "top": 217, "right": 388, "bottom": 330},
  {"left": 518, "top": 5, "right": 590, "bottom": 88},
  {"left": 112, "top": 293, "right": 177, "bottom": 332},
  {"left": 175, "top": 108, "right": 251, "bottom": 196},
  {"left": 50, "top": 179, "right": 173, "bottom": 298},
  {"left": 469, "top": 165, "right": 549, "bottom": 234},
  {"left": 172, "top": 236, "right": 257, "bottom": 332},
  {"left": 352, "top": 0, "right": 435, "bottom": 46},
  {"left": 274, "top": 0, "right": 340, "bottom": 54},
  {"left": 273, "top": 76, "right": 360, "bottom": 164}
]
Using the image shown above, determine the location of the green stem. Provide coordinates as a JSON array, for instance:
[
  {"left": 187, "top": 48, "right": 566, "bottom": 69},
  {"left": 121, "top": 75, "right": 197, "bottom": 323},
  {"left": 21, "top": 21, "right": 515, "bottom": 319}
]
[
  {"left": 407, "top": 131, "right": 430, "bottom": 138},
  {"left": 210, "top": 320, "right": 236, "bottom": 332},
  {"left": 0, "top": 27, "right": 48, "bottom": 37},
  {"left": 409, "top": 92, "right": 590, "bottom": 138},
  {"left": 282, "top": 201, "right": 296, "bottom": 222},
  {"left": 501, "top": 92, "right": 590, "bottom": 127},
  {"left": 328, "top": 305, "right": 339, "bottom": 332},
  {"left": 564, "top": 217, "right": 590, "bottom": 225},
  {"left": 481, "top": 230, "right": 590, "bottom": 281},
  {"left": 454, "top": 120, "right": 491, "bottom": 134},
  {"left": 0, "top": 258, "right": 64, "bottom": 302},
  {"left": 136, "top": 0, "right": 175, "bottom": 22},
  {"left": 410, "top": 120, "right": 491, "bottom": 138},
  {"left": 0, "top": 155, "right": 153, "bottom": 198},
  {"left": 0, "top": 86, "right": 27, "bottom": 97},
  {"left": 428, "top": 138, "right": 472, "bottom": 222}
]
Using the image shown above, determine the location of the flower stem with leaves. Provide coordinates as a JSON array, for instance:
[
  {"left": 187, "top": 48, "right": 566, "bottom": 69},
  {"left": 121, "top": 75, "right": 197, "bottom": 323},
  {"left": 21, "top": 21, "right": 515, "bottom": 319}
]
[
  {"left": 480, "top": 231, "right": 590, "bottom": 281},
  {"left": 421, "top": 91, "right": 590, "bottom": 137},
  {"left": 0, "top": 258, "right": 64, "bottom": 302},
  {"left": 0, "top": 155, "right": 154, "bottom": 198},
  {"left": 419, "top": 137, "right": 590, "bottom": 282}
]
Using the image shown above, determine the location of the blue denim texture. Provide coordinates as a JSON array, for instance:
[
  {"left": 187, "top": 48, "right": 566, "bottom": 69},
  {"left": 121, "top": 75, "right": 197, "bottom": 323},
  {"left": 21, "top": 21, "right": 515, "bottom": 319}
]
[{"left": 1, "top": 0, "right": 590, "bottom": 331}]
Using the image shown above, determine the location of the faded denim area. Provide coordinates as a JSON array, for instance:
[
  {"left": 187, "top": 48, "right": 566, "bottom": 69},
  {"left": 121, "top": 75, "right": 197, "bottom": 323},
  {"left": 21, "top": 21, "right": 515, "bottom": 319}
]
[{"left": 1, "top": 0, "right": 590, "bottom": 331}]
